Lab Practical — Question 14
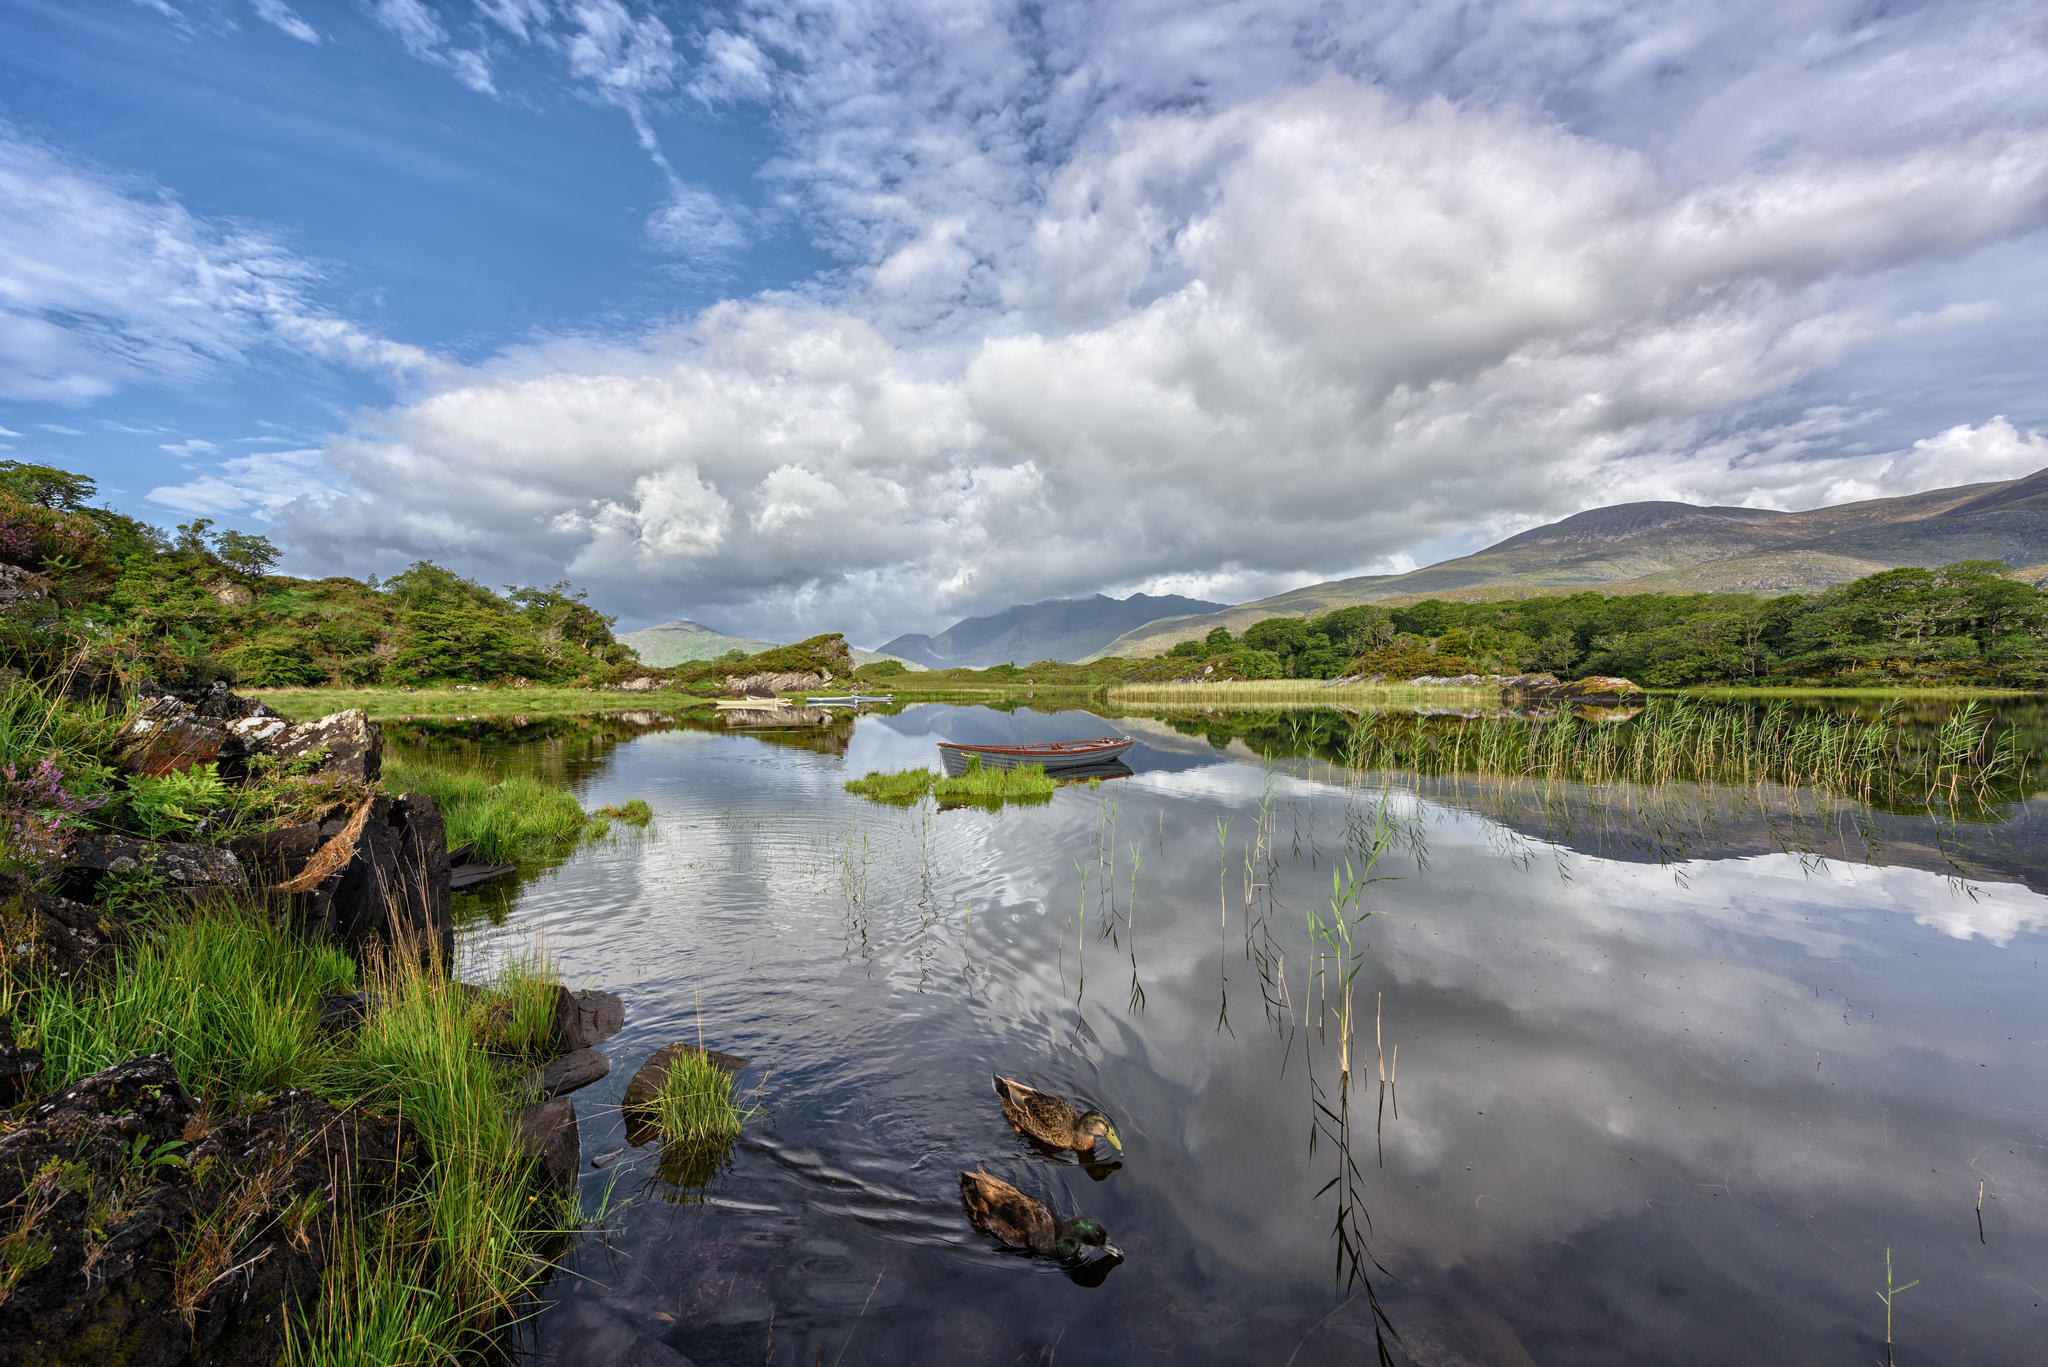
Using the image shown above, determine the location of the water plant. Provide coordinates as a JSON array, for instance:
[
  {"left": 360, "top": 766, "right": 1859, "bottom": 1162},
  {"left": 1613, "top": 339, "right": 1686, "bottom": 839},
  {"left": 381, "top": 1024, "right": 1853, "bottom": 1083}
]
[
  {"left": 843, "top": 767, "right": 937, "bottom": 805},
  {"left": 1877, "top": 1246, "right": 1919, "bottom": 1364},
  {"left": 381, "top": 759, "right": 612, "bottom": 863},
  {"left": 591, "top": 798, "right": 653, "bottom": 825},
  {"left": 646, "top": 1049, "right": 749, "bottom": 1147},
  {"left": 843, "top": 759, "right": 1058, "bottom": 809}
]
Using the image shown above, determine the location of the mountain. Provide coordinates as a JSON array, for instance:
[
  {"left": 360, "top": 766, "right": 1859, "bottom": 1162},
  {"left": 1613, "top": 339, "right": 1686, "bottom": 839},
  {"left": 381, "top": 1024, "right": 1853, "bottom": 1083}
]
[
  {"left": 1091, "top": 467, "right": 2048, "bottom": 658},
  {"left": 622, "top": 620, "right": 915, "bottom": 670},
  {"left": 878, "top": 593, "right": 1229, "bottom": 668}
]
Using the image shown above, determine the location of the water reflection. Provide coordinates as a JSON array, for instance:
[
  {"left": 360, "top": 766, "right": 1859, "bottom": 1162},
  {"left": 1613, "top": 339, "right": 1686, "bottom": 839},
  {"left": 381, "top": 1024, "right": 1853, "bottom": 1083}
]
[{"left": 417, "top": 700, "right": 2048, "bottom": 1366}]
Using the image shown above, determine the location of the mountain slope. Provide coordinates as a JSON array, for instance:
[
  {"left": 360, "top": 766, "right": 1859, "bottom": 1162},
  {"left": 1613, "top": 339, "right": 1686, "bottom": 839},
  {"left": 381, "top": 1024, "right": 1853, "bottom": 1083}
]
[
  {"left": 1091, "top": 467, "right": 2048, "bottom": 658},
  {"left": 879, "top": 593, "right": 1228, "bottom": 668}
]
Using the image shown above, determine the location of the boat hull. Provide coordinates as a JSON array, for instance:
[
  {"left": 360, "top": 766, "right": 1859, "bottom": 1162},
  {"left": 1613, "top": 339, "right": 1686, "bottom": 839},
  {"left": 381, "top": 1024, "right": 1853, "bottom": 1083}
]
[{"left": 937, "top": 738, "right": 1134, "bottom": 774}]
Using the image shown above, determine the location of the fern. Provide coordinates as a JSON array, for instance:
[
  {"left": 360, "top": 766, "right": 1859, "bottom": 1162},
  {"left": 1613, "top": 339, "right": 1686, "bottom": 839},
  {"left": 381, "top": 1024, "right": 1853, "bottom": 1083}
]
[{"left": 125, "top": 763, "right": 230, "bottom": 839}]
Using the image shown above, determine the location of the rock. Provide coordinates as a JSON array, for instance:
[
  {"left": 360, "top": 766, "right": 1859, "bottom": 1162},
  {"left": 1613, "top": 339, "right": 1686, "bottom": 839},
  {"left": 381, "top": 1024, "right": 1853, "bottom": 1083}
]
[
  {"left": 614, "top": 675, "right": 663, "bottom": 693},
  {"left": 518, "top": 1048, "right": 610, "bottom": 1101},
  {"left": 236, "top": 708, "right": 382, "bottom": 782},
  {"left": 112, "top": 695, "right": 228, "bottom": 777},
  {"left": 0, "top": 1012, "right": 42, "bottom": 1105},
  {"left": 224, "top": 818, "right": 332, "bottom": 887},
  {"left": 1497, "top": 673, "right": 1561, "bottom": 695},
  {"left": 516, "top": 1096, "right": 581, "bottom": 1196},
  {"left": 1499, "top": 673, "right": 1644, "bottom": 707},
  {"left": 622, "top": 1042, "right": 750, "bottom": 1114},
  {"left": 0, "top": 1055, "right": 407, "bottom": 1367},
  {"left": 0, "top": 876, "right": 131, "bottom": 977},
  {"left": 722, "top": 669, "right": 832, "bottom": 694},
  {"left": 449, "top": 861, "right": 516, "bottom": 890},
  {"left": 62, "top": 832, "right": 248, "bottom": 897},
  {"left": 134, "top": 677, "right": 277, "bottom": 722},
  {"left": 542, "top": 1300, "right": 702, "bottom": 1367},
  {"left": 277, "top": 794, "right": 452, "bottom": 961},
  {"left": 553, "top": 988, "right": 626, "bottom": 1052},
  {"left": 0, "top": 562, "right": 50, "bottom": 614},
  {"left": 315, "top": 991, "right": 377, "bottom": 1033},
  {"left": 211, "top": 582, "right": 253, "bottom": 608}
]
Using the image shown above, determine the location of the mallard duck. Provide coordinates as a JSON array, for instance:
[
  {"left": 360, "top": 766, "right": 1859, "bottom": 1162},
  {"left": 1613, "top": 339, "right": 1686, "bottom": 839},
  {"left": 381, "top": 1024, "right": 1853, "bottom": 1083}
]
[
  {"left": 959, "top": 1169, "right": 1122, "bottom": 1263},
  {"left": 993, "top": 1075, "right": 1122, "bottom": 1154}
]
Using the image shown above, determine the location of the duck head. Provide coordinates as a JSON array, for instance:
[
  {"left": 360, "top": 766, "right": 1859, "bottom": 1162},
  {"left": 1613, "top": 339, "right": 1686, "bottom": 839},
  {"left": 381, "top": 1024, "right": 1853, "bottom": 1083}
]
[{"left": 1077, "top": 1110, "right": 1123, "bottom": 1151}]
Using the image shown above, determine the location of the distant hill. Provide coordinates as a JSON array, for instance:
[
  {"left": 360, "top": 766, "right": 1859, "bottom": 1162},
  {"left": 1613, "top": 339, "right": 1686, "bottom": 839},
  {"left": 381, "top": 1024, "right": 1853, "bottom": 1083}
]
[
  {"left": 879, "top": 593, "right": 1229, "bottom": 668},
  {"left": 1091, "top": 467, "right": 2048, "bottom": 657},
  {"left": 622, "top": 619, "right": 915, "bottom": 670}
]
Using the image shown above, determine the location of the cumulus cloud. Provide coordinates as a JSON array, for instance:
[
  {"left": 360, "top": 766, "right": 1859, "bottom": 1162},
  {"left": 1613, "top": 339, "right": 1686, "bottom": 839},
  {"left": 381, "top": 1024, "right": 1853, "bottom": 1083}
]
[
  {"left": 147, "top": 448, "right": 342, "bottom": 518},
  {"left": 272, "top": 76, "right": 2048, "bottom": 640},
  {"left": 0, "top": 127, "right": 444, "bottom": 404}
]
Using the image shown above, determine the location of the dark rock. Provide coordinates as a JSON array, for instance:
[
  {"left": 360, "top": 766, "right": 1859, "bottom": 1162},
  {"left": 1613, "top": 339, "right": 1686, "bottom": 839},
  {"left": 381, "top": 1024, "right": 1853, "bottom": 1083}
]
[
  {"left": 518, "top": 1048, "right": 610, "bottom": 1101},
  {"left": 62, "top": 833, "right": 247, "bottom": 898},
  {"left": 1498, "top": 673, "right": 1644, "bottom": 708},
  {"left": 449, "top": 861, "right": 516, "bottom": 890},
  {"left": 223, "top": 820, "right": 328, "bottom": 887},
  {"left": 622, "top": 1042, "right": 750, "bottom": 1114},
  {"left": 1497, "top": 673, "right": 1561, "bottom": 695},
  {"left": 315, "top": 992, "right": 378, "bottom": 1033},
  {"left": 233, "top": 708, "right": 382, "bottom": 782},
  {"left": 553, "top": 987, "right": 626, "bottom": 1052},
  {"left": 516, "top": 1096, "right": 580, "bottom": 1196},
  {"left": 0, "top": 563, "right": 50, "bottom": 614},
  {"left": 132, "top": 677, "right": 276, "bottom": 722},
  {"left": 0, "top": 876, "right": 131, "bottom": 977},
  {"left": 446, "top": 842, "right": 477, "bottom": 865},
  {"left": 278, "top": 794, "right": 452, "bottom": 961},
  {"left": 0, "top": 1013, "right": 41, "bottom": 1105},
  {"left": 0, "top": 1055, "right": 408, "bottom": 1367}
]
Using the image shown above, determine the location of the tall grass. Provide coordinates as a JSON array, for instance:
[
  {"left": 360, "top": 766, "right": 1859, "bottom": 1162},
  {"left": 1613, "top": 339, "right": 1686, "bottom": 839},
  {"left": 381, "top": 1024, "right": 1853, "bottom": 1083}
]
[
  {"left": 843, "top": 760, "right": 1058, "bottom": 809},
  {"left": 645, "top": 1049, "right": 747, "bottom": 1147},
  {"left": 1335, "top": 698, "right": 2028, "bottom": 810},
  {"left": 25, "top": 899, "right": 357, "bottom": 1097},
  {"left": 843, "top": 768, "right": 938, "bottom": 805},
  {"left": 382, "top": 759, "right": 607, "bottom": 864},
  {"left": 1108, "top": 680, "right": 1503, "bottom": 707}
]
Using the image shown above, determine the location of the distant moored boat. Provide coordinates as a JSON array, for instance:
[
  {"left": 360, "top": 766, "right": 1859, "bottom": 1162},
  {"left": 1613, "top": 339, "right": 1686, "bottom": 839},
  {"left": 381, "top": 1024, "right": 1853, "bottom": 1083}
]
[{"left": 937, "top": 737, "right": 1134, "bottom": 773}]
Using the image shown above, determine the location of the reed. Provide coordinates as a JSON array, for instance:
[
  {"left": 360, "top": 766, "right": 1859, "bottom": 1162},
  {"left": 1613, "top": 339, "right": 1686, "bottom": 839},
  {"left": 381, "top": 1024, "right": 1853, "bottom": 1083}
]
[
  {"left": 645, "top": 1049, "right": 749, "bottom": 1148},
  {"left": 1108, "top": 680, "right": 1501, "bottom": 707}
]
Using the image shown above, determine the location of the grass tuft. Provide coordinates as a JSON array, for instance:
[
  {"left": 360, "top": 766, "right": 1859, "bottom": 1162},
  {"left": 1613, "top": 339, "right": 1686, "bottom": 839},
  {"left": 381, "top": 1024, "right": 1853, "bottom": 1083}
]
[
  {"left": 382, "top": 760, "right": 609, "bottom": 864},
  {"left": 844, "top": 759, "right": 1059, "bottom": 810},
  {"left": 843, "top": 768, "right": 937, "bottom": 805},
  {"left": 646, "top": 1049, "right": 747, "bottom": 1148},
  {"left": 591, "top": 799, "right": 652, "bottom": 825}
]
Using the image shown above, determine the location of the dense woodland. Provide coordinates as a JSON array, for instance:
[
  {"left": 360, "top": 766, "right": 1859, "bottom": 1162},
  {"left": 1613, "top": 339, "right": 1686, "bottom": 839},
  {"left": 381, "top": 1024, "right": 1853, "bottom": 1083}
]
[{"left": 1168, "top": 564, "right": 2048, "bottom": 688}]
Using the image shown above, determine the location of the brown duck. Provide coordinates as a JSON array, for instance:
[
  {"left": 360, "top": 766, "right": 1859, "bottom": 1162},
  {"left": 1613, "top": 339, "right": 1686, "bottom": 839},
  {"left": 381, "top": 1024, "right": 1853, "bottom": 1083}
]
[
  {"left": 959, "top": 1169, "right": 1122, "bottom": 1263},
  {"left": 992, "top": 1075, "right": 1122, "bottom": 1154}
]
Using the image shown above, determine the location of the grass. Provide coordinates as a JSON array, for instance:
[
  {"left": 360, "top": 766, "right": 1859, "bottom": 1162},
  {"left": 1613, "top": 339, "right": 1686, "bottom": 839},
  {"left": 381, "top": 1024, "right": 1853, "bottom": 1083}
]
[
  {"left": 1336, "top": 697, "right": 2030, "bottom": 810},
  {"left": 23, "top": 899, "right": 357, "bottom": 1098},
  {"left": 466, "top": 949, "right": 559, "bottom": 1061},
  {"left": 645, "top": 1049, "right": 748, "bottom": 1148},
  {"left": 844, "top": 759, "right": 1059, "bottom": 809},
  {"left": 591, "top": 799, "right": 652, "bottom": 825},
  {"left": 843, "top": 768, "right": 939, "bottom": 805},
  {"left": 1107, "top": 680, "right": 1506, "bottom": 707},
  {"left": 382, "top": 759, "right": 610, "bottom": 865},
  {"left": 251, "top": 685, "right": 721, "bottom": 723},
  {"left": 7, "top": 895, "right": 573, "bottom": 1363}
]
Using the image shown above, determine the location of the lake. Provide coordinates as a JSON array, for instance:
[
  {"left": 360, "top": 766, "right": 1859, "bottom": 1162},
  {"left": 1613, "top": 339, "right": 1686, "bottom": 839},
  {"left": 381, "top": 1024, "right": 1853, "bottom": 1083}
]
[{"left": 404, "top": 699, "right": 2048, "bottom": 1366}]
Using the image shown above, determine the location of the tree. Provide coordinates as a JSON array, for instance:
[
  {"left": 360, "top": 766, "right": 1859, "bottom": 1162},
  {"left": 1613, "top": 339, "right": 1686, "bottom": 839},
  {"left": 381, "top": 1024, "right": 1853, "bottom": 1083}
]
[
  {"left": 213, "top": 529, "right": 281, "bottom": 582},
  {"left": 0, "top": 461, "right": 97, "bottom": 511},
  {"left": 173, "top": 518, "right": 217, "bottom": 556}
]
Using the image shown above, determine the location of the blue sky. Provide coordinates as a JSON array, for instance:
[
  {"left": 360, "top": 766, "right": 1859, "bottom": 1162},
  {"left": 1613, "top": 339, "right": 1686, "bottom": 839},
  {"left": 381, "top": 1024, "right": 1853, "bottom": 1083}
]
[{"left": 3, "top": 0, "right": 2047, "bottom": 643}]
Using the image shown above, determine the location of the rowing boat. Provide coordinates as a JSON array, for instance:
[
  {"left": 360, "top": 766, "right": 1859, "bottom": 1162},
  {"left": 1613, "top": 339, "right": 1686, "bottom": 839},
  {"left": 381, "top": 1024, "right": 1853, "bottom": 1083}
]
[{"left": 937, "top": 736, "right": 1135, "bottom": 773}]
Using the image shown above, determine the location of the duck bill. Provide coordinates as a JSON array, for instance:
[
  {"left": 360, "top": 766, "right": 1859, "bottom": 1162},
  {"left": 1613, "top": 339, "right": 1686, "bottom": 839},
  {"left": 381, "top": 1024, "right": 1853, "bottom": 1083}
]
[
  {"left": 1099, "top": 1243, "right": 1124, "bottom": 1263},
  {"left": 1104, "top": 1128, "right": 1123, "bottom": 1152}
]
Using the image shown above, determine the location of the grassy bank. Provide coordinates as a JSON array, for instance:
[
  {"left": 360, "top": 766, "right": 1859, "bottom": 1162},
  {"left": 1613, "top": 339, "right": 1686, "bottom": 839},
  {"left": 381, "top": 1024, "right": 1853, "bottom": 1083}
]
[
  {"left": 253, "top": 685, "right": 721, "bottom": 723},
  {"left": 383, "top": 759, "right": 613, "bottom": 864},
  {"left": 1106, "top": 680, "right": 1506, "bottom": 707},
  {"left": 8, "top": 898, "right": 572, "bottom": 1363}
]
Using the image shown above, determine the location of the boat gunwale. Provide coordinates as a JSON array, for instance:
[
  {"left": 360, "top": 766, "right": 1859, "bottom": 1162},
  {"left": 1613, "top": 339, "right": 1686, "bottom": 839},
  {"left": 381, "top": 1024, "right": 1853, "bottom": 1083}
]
[{"left": 935, "top": 737, "right": 1132, "bottom": 756}]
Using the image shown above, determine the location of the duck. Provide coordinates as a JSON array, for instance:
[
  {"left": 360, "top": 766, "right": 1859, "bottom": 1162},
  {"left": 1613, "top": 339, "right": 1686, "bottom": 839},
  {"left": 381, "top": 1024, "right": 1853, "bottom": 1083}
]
[
  {"left": 959, "top": 1169, "right": 1122, "bottom": 1264},
  {"left": 992, "top": 1075, "right": 1122, "bottom": 1155}
]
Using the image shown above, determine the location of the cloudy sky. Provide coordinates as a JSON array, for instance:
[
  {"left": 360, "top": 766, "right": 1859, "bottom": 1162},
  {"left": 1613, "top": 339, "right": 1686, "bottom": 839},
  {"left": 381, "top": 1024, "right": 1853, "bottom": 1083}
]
[{"left": 4, "top": 0, "right": 2048, "bottom": 642}]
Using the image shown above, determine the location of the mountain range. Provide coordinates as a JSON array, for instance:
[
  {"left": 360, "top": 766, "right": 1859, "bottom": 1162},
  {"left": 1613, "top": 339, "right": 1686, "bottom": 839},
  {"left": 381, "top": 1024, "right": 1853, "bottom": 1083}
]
[
  {"left": 1089, "top": 466, "right": 2048, "bottom": 658},
  {"left": 877, "top": 593, "right": 1228, "bottom": 668}
]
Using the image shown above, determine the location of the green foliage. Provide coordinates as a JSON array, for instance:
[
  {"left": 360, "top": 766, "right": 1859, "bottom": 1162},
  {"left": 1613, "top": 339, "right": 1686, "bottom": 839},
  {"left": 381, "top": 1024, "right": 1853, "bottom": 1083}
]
[
  {"left": 468, "top": 951, "right": 560, "bottom": 1061},
  {"left": 644, "top": 1049, "right": 748, "bottom": 1148},
  {"left": 0, "top": 461, "right": 98, "bottom": 512},
  {"left": 932, "top": 758, "right": 1056, "bottom": 808},
  {"left": 213, "top": 529, "right": 281, "bottom": 581},
  {"left": 854, "top": 658, "right": 908, "bottom": 680},
  {"left": 844, "top": 767, "right": 939, "bottom": 805},
  {"left": 591, "top": 798, "right": 652, "bottom": 825},
  {"left": 382, "top": 759, "right": 609, "bottom": 864},
  {"left": 123, "top": 762, "right": 230, "bottom": 838}
]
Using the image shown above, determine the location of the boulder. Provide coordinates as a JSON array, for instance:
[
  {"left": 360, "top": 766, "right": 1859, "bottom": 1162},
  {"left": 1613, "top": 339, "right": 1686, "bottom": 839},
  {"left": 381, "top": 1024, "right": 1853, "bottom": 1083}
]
[
  {"left": 516, "top": 1096, "right": 581, "bottom": 1196},
  {"left": 722, "top": 669, "right": 832, "bottom": 694},
  {"left": 518, "top": 1048, "right": 610, "bottom": 1101},
  {"left": 133, "top": 677, "right": 277, "bottom": 722},
  {"left": 62, "top": 832, "right": 248, "bottom": 896},
  {"left": 553, "top": 988, "right": 625, "bottom": 1052},
  {"left": 0, "top": 562, "right": 50, "bottom": 615},
  {"left": 0, "top": 876, "right": 131, "bottom": 977},
  {"left": 1498, "top": 673, "right": 1644, "bottom": 708},
  {"left": 235, "top": 708, "right": 382, "bottom": 782},
  {"left": 0, "top": 1055, "right": 408, "bottom": 1367},
  {"left": 276, "top": 794, "right": 452, "bottom": 960},
  {"left": 614, "top": 676, "right": 663, "bottom": 693},
  {"left": 112, "top": 695, "right": 228, "bottom": 777},
  {"left": 621, "top": 1042, "right": 750, "bottom": 1114}
]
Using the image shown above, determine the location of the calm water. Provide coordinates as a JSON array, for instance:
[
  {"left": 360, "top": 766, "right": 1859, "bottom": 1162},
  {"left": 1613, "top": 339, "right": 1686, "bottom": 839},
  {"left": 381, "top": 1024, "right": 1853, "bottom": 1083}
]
[{"left": 415, "top": 702, "right": 2048, "bottom": 1366}]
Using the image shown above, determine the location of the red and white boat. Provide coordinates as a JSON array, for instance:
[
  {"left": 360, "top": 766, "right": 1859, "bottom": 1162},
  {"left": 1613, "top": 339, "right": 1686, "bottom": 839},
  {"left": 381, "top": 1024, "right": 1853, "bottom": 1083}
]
[{"left": 937, "top": 736, "right": 1135, "bottom": 773}]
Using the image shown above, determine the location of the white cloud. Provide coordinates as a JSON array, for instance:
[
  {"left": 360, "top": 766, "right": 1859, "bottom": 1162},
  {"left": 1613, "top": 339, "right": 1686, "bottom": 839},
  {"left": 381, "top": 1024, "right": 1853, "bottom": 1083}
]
[
  {"left": 275, "top": 78, "right": 2048, "bottom": 639},
  {"left": 647, "top": 182, "right": 747, "bottom": 257},
  {"left": 0, "top": 127, "right": 444, "bottom": 403},
  {"left": 366, "top": 0, "right": 495, "bottom": 94},
  {"left": 0, "top": 426, "right": 21, "bottom": 438},
  {"left": 147, "top": 448, "right": 341, "bottom": 517},
  {"left": 249, "top": 0, "right": 320, "bottom": 44},
  {"left": 159, "top": 438, "right": 219, "bottom": 458}
]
